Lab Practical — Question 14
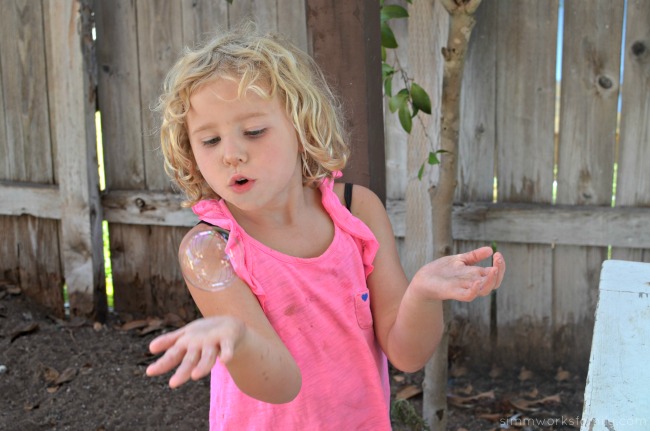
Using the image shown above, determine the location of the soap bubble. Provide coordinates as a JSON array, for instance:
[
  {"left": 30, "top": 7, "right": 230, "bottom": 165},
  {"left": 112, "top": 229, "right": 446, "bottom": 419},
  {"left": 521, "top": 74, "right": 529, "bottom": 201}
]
[{"left": 179, "top": 227, "right": 238, "bottom": 292}]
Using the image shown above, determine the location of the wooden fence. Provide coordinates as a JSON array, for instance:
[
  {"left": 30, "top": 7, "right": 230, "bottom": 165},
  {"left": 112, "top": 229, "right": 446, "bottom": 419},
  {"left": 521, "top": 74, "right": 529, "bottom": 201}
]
[
  {"left": 1, "top": 0, "right": 649, "bottom": 372},
  {"left": 387, "top": 0, "right": 650, "bottom": 372}
]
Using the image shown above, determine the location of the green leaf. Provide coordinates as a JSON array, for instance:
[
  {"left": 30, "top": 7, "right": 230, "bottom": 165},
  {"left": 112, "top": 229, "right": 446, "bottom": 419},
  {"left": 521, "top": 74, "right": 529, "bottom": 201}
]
[
  {"left": 417, "top": 163, "right": 425, "bottom": 180},
  {"left": 380, "top": 5, "right": 409, "bottom": 22},
  {"left": 398, "top": 103, "right": 412, "bottom": 133},
  {"left": 388, "top": 89, "right": 409, "bottom": 113},
  {"left": 225, "top": 0, "right": 233, "bottom": 3},
  {"left": 382, "top": 62, "right": 395, "bottom": 77},
  {"left": 381, "top": 46, "right": 387, "bottom": 62},
  {"left": 381, "top": 22, "right": 398, "bottom": 49},
  {"left": 410, "top": 82, "right": 432, "bottom": 114},
  {"left": 384, "top": 75, "right": 393, "bottom": 97},
  {"left": 428, "top": 151, "right": 440, "bottom": 165}
]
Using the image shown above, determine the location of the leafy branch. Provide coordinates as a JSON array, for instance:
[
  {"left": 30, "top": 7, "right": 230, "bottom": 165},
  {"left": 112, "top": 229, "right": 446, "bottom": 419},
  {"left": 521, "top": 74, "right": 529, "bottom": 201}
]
[{"left": 380, "top": 0, "right": 442, "bottom": 179}]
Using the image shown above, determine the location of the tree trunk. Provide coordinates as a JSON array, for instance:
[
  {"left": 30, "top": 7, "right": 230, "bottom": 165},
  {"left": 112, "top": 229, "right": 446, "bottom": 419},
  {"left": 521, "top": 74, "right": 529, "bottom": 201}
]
[{"left": 423, "top": 0, "right": 482, "bottom": 429}]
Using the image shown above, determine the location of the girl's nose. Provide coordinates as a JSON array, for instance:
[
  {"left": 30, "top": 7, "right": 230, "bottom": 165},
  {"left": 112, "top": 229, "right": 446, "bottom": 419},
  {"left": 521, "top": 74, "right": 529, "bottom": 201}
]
[{"left": 221, "top": 139, "right": 247, "bottom": 166}]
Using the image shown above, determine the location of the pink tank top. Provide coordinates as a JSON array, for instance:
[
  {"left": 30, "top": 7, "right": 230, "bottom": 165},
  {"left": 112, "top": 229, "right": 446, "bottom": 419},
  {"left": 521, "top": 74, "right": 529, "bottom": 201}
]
[{"left": 192, "top": 176, "right": 391, "bottom": 430}]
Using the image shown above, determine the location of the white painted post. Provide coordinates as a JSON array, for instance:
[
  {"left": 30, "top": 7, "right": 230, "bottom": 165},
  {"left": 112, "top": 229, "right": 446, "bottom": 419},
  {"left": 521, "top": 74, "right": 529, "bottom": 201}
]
[{"left": 581, "top": 260, "right": 650, "bottom": 430}]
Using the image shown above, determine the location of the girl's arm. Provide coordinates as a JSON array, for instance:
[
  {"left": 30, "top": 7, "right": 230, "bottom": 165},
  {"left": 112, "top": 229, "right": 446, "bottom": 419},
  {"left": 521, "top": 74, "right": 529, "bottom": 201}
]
[
  {"left": 343, "top": 185, "right": 505, "bottom": 372},
  {"left": 146, "top": 225, "right": 301, "bottom": 404}
]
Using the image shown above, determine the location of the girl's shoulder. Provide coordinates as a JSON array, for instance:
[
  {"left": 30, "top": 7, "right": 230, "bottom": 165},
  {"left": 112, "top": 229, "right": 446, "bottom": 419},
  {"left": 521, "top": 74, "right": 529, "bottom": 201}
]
[{"left": 332, "top": 183, "right": 388, "bottom": 235}]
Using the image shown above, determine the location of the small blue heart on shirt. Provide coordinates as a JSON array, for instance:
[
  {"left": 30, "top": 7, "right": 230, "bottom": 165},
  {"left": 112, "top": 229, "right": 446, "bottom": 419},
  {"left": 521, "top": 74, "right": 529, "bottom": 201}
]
[{"left": 361, "top": 293, "right": 369, "bottom": 301}]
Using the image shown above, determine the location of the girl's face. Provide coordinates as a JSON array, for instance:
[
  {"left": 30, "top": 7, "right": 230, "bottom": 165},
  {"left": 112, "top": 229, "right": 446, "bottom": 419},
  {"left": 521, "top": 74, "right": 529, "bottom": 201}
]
[{"left": 186, "top": 78, "right": 303, "bottom": 211}]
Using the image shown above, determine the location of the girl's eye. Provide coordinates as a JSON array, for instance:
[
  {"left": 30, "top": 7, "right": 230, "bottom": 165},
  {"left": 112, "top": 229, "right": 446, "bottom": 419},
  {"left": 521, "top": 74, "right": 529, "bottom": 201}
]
[
  {"left": 202, "top": 136, "right": 220, "bottom": 146},
  {"left": 244, "top": 128, "right": 266, "bottom": 137}
]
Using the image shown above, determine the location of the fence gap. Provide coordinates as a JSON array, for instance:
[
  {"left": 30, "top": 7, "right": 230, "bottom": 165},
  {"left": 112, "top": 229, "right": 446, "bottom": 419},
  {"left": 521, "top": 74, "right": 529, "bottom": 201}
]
[{"left": 552, "top": 1, "right": 565, "bottom": 205}]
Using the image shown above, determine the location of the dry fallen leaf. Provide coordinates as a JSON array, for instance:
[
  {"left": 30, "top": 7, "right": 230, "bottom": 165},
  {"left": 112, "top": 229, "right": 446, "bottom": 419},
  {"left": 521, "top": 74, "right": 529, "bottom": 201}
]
[
  {"left": 518, "top": 366, "right": 534, "bottom": 382},
  {"left": 23, "top": 401, "right": 39, "bottom": 411},
  {"left": 526, "top": 387, "right": 539, "bottom": 398},
  {"left": 448, "top": 390, "right": 495, "bottom": 408},
  {"left": 450, "top": 363, "right": 468, "bottom": 378},
  {"left": 10, "top": 322, "right": 39, "bottom": 342},
  {"left": 489, "top": 365, "right": 503, "bottom": 379},
  {"left": 533, "top": 394, "right": 561, "bottom": 405},
  {"left": 510, "top": 393, "right": 561, "bottom": 412},
  {"left": 395, "top": 384, "right": 422, "bottom": 400},
  {"left": 54, "top": 367, "right": 77, "bottom": 385},
  {"left": 555, "top": 367, "right": 571, "bottom": 382},
  {"left": 7, "top": 285, "right": 22, "bottom": 295},
  {"left": 139, "top": 318, "right": 164, "bottom": 336},
  {"left": 510, "top": 398, "right": 540, "bottom": 413},
  {"left": 120, "top": 319, "right": 149, "bottom": 331},
  {"left": 42, "top": 366, "right": 60, "bottom": 384},
  {"left": 456, "top": 383, "right": 474, "bottom": 396}
]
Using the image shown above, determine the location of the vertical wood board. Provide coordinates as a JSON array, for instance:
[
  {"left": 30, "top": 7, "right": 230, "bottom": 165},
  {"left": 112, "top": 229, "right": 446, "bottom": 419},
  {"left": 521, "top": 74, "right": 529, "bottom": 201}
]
[
  {"left": 305, "top": 0, "right": 386, "bottom": 202},
  {"left": 136, "top": 1, "right": 184, "bottom": 192},
  {"left": 451, "top": 0, "right": 498, "bottom": 366},
  {"left": 44, "top": 0, "right": 106, "bottom": 317},
  {"left": 181, "top": 0, "right": 229, "bottom": 46},
  {"left": 95, "top": 0, "right": 145, "bottom": 190},
  {"left": 612, "top": 0, "right": 650, "bottom": 264},
  {"left": 0, "top": 0, "right": 52, "bottom": 183},
  {"left": 553, "top": 0, "right": 623, "bottom": 369},
  {"left": 383, "top": 0, "right": 409, "bottom": 203},
  {"left": 402, "top": 0, "right": 447, "bottom": 279},
  {"left": 495, "top": 0, "right": 558, "bottom": 368}
]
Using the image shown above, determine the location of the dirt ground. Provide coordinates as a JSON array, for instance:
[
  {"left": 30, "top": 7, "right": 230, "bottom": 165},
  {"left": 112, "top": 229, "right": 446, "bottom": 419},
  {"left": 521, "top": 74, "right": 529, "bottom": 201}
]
[{"left": 1, "top": 285, "right": 585, "bottom": 431}]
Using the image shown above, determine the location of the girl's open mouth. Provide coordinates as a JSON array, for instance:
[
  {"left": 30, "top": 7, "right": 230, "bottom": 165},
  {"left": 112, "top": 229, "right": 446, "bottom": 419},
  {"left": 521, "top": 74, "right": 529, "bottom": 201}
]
[{"left": 230, "top": 176, "right": 255, "bottom": 192}]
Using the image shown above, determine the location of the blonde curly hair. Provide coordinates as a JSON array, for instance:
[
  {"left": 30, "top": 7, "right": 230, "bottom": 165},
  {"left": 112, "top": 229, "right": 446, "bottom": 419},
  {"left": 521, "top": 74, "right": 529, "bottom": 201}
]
[{"left": 157, "top": 24, "right": 349, "bottom": 207}]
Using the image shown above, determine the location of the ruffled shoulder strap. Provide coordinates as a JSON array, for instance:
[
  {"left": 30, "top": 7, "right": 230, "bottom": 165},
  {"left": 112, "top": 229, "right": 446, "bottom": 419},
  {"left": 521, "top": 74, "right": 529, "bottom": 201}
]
[{"left": 320, "top": 174, "right": 379, "bottom": 278}]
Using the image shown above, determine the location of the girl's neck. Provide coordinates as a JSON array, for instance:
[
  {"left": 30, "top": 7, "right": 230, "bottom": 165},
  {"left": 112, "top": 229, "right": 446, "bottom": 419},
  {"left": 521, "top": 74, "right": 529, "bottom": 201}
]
[
  {"left": 226, "top": 184, "right": 318, "bottom": 230},
  {"left": 226, "top": 185, "right": 334, "bottom": 258}
]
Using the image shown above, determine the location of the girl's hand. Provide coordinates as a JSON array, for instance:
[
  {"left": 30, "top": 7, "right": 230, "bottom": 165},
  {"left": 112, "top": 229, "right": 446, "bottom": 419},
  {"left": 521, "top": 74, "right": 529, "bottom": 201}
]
[
  {"left": 411, "top": 246, "right": 505, "bottom": 302},
  {"left": 146, "top": 316, "right": 245, "bottom": 388}
]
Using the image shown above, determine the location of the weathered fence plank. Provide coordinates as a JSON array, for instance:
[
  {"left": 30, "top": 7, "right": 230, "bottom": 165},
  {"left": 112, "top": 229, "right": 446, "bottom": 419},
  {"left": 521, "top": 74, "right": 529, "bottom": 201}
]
[
  {"left": 382, "top": 0, "right": 410, "bottom": 260},
  {"left": 305, "top": 0, "right": 386, "bottom": 202},
  {"left": 553, "top": 0, "right": 623, "bottom": 368},
  {"left": 403, "top": 0, "right": 447, "bottom": 279},
  {"left": 0, "top": 0, "right": 63, "bottom": 314},
  {"left": 98, "top": 1, "right": 193, "bottom": 318},
  {"left": 181, "top": 0, "right": 228, "bottom": 45},
  {"left": 612, "top": 0, "right": 650, "bottom": 264},
  {"left": 451, "top": 0, "right": 498, "bottom": 366},
  {"left": 95, "top": 0, "right": 144, "bottom": 190},
  {"left": 0, "top": 182, "right": 60, "bottom": 219},
  {"left": 0, "top": 0, "right": 52, "bottom": 183},
  {"left": 44, "top": 0, "right": 106, "bottom": 318},
  {"left": 495, "top": 0, "right": 558, "bottom": 368}
]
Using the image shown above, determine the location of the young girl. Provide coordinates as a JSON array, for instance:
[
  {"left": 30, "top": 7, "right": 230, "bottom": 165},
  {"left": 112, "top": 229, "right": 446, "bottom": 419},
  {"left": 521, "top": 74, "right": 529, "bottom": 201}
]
[{"left": 146, "top": 26, "right": 505, "bottom": 430}]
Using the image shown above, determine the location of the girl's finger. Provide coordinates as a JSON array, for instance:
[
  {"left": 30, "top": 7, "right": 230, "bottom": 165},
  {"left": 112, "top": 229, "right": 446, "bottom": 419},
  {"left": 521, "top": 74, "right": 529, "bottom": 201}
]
[
  {"left": 492, "top": 252, "right": 506, "bottom": 289},
  {"left": 218, "top": 338, "right": 235, "bottom": 364},
  {"left": 460, "top": 246, "right": 494, "bottom": 266},
  {"left": 192, "top": 345, "right": 219, "bottom": 380},
  {"left": 169, "top": 347, "right": 201, "bottom": 388},
  {"left": 149, "top": 330, "right": 182, "bottom": 354},
  {"left": 146, "top": 345, "right": 184, "bottom": 377}
]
